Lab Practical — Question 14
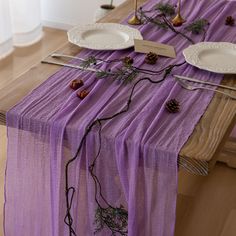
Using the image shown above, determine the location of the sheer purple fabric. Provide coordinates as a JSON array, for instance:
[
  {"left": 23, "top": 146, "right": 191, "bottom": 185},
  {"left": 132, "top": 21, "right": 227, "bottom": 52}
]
[{"left": 4, "top": 0, "right": 236, "bottom": 235}]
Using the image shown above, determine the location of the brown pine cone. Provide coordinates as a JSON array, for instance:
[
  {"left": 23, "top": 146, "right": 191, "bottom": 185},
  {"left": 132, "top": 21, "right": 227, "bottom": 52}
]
[
  {"left": 145, "top": 52, "right": 158, "bottom": 65},
  {"left": 123, "top": 56, "right": 134, "bottom": 66},
  {"left": 165, "top": 99, "right": 180, "bottom": 113},
  {"left": 77, "top": 89, "right": 89, "bottom": 99},
  {"left": 70, "top": 79, "right": 84, "bottom": 90},
  {"left": 225, "top": 16, "right": 235, "bottom": 26}
]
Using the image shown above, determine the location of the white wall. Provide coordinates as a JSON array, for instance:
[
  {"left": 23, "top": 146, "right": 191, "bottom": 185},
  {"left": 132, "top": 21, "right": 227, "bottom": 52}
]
[{"left": 41, "top": 0, "right": 125, "bottom": 30}]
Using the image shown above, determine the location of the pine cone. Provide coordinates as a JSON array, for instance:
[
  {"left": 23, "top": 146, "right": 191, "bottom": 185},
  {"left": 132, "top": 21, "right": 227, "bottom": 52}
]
[
  {"left": 165, "top": 99, "right": 180, "bottom": 113},
  {"left": 225, "top": 16, "right": 235, "bottom": 26},
  {"left": 145, "top": 52, "right": 158, "bottom": 65},
  {"left": 77, "top": 89, "right": 89, "bottom": 99},
  {"left": 123, "top": 56, "right": 134, "bottom": 66},
  {"left": 70, "top": 79, "right": 84, "bottom": 90}
]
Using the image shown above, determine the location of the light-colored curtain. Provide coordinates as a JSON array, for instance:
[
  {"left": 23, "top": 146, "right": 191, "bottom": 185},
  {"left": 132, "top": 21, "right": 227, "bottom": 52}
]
[{"left": 0, "top": 0, "right": 42, "bottom": 59}]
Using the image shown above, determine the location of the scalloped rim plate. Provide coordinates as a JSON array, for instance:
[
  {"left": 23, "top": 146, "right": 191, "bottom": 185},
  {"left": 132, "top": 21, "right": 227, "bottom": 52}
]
[
  {"left": 183, "top": 42, "right": 236, "bottom": 74},
  {"left": 67, "top": 23, "right": 143, "bottom": 50}
]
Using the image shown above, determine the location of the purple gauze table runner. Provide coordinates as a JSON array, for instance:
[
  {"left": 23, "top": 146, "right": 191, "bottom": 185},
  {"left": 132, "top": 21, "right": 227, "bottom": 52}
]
[{"left": 4, "top": 0, "right": 236, "bottom": 235}]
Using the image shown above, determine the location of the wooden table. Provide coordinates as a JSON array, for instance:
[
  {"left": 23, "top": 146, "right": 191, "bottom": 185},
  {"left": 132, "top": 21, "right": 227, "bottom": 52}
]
[{"left": 0, "top": 0, "right": 235, "bottom": 176}]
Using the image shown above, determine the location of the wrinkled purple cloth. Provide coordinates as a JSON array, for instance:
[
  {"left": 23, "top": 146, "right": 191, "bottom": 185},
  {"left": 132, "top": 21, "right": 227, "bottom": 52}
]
[{"left": 4, "top": 0, "right": 236, "bottom": 235}]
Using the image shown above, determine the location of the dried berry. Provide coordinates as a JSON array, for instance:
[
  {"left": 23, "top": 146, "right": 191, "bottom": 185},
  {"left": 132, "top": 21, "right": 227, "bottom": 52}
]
[
  {"left": 70, "top": 79, "right": 84, "bottom": 90},
  {"left": 145, "top": 52, "right": 158, "bottom": 65},
  {"left": 77, "top": 89, "right": 89, "bottom": 99},
  {"left": 122, "top": 56, "right": 134, "bottom": 66},
  {"left": 225, "top": 16, "right": 235, "bottom": 26},
  {"left": 165, "top": 99, "right": 180, "bottom": 113}
]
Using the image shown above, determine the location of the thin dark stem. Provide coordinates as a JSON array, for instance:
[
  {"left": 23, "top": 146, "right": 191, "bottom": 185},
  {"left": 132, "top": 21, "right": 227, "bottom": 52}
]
[
  {"left": 89, "top": 122, "right": 114, "bottom": 208},
  {"left": 63, "top": 2, "right": 211, "bottom": 235},
  {"left": 162, "top": 15, "right": 195, "bottom": 44},
  {"left": 138, "top": 7, "right": 195, "bottom": 44},
  {"left": 64, "top": 60, "right": 186, "bottom": 235},
  {"left": 134, "top": 61, "right": 186, "bottom": 75}
]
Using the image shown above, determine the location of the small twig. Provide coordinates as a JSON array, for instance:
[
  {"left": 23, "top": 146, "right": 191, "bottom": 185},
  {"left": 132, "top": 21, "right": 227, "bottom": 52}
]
[{"left": 64, "top": 60, "right": 186, "bottom": 235}]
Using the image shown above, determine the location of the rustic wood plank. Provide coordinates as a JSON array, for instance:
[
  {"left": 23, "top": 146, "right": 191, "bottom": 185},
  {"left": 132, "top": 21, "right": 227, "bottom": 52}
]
[
  {"left": 218, "top": 137, "right": 236, "bottom": 168},
  {"left": 222, "top": 137, "right": 236, "bottom": 155},
  {"left": 179, "top": 75, "right": 236, "bottom": 160},
  {"left": 0, "top": 27, "right": 68, "bottom": 91},
  {"left": 0, "top": 0, "right": 235, "bottom": 175}
]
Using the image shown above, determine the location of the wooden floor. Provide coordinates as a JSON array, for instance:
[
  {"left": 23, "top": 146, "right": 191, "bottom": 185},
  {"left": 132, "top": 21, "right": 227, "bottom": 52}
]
[
  {"left": 0, "top": 27, "right": 236, "bottom": 236},
  {"left": 176, "top": 165, "right": 236, "bottom": 236}
]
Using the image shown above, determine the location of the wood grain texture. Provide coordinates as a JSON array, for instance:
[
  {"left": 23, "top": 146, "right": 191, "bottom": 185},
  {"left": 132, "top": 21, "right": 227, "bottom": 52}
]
[
  {"left": 218, "top": 137, "right": 236, "bottom": 168},
  {"left": 179, "top": 75, "right": 236, "bottom": 162},
  {"left": 0, "top": 27, "right": 68, "bottom": 91},
  {"left": 0, "top": 0, "right": 235, "bottom": 175}
]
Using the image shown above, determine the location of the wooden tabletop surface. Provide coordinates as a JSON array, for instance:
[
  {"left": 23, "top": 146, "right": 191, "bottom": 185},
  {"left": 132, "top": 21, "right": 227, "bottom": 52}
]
[{"left": 0, "top": 0, "right": 235, "bottom": 175}]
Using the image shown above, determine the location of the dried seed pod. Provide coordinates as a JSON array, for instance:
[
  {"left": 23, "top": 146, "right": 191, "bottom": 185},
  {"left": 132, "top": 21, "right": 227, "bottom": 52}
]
[
  {"left": 70, "top": 79, "right": 84, "bottom": 90},
  {"left": 172, "top": 21, "right": 183, "bottom": 27},
  {"left": 122, "top": 56, "right": 134, "bottom": 66},
  {"left": 225, "top": 16, "right": 235, "bottom": 26},
  {"left": 145, "top": 52, "right": 158, "bottom": 65},
  {"left": 165, "top": 99, "right": 180, "bottom": 113},
  {"left": 77, "top": 89, "right": 89, "bottom": 99}
]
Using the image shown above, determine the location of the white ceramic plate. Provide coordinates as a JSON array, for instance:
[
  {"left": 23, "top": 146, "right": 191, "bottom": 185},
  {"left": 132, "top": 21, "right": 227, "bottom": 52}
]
[
  {"left": 67, "top": 23, "right": 143, "bottom": 50},
  {"left": 183, "top": 42, "right": 236, "bottom": 74}
]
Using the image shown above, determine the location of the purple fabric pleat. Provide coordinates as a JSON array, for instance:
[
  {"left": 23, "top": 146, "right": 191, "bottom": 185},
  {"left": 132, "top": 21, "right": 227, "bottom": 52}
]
[{"left": 4, "top": 0, "right": 236, "bottom": 235}]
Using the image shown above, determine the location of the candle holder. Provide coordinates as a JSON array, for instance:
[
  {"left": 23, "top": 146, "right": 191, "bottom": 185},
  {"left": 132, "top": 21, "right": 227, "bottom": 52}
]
[
  {"left": 172, "top": 0, "right": 185, "bottom": 27},
  {"left": 128, "top": 0, "right": 141, "bottom": 25}
]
